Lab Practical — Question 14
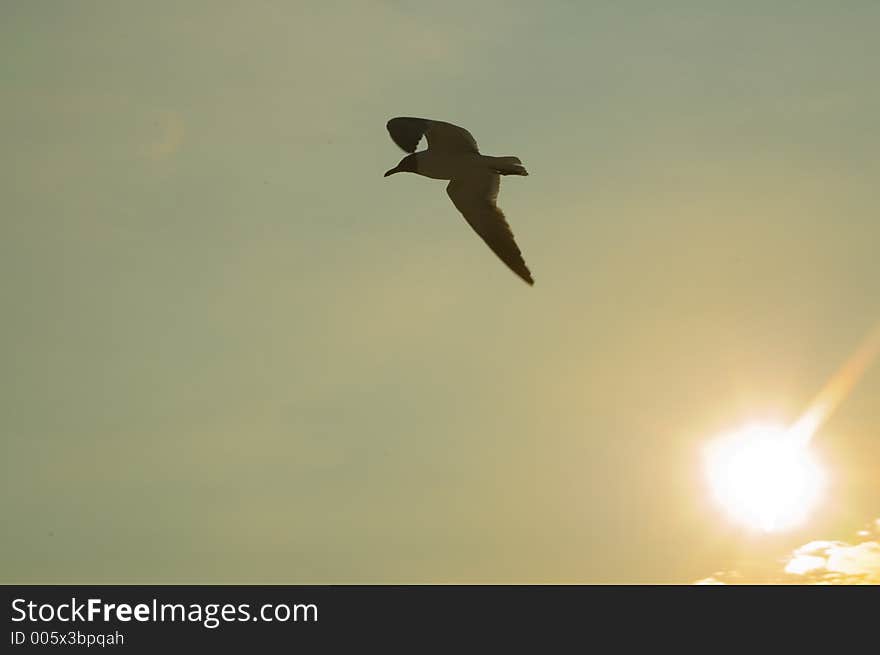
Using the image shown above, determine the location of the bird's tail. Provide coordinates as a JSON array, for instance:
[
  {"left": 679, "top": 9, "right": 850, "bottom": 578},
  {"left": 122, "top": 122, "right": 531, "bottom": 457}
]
[{"left": 487, "top": 156, "right": 528, "bottom": 176}]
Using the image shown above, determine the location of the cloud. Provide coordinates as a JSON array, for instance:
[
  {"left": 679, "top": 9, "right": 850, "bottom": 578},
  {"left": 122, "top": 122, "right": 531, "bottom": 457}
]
[
  {"left": 695, "top": 570, "right": 744, "bottom": 585},
  {"left": 695, "top": 518, "right": 880, "bottom": 584}
]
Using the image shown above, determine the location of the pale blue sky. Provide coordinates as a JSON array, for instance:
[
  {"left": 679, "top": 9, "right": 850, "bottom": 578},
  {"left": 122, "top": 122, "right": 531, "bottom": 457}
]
[{"left": 3, "top": 1, "right": 879, "bottom": 582}]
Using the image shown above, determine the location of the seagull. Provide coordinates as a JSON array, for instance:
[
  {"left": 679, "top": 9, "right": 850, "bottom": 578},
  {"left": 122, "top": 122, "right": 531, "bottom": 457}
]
[{"left": 384, "top": 117, "right": 534, "bottom": 285}]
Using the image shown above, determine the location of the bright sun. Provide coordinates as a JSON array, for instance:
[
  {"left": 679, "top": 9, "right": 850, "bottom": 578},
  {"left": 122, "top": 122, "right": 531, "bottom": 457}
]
[{"left": 703, "top": 423, "right": 826, "bottom": 532}]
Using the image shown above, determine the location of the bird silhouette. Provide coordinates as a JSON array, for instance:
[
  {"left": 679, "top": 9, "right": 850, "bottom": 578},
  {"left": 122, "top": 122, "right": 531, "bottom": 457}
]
[{"left": 384, "top": 117, "right": 534, "bottom": 286}]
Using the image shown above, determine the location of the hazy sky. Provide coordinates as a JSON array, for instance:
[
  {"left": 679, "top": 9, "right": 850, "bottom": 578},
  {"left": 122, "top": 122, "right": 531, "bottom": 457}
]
[{"left": 3, "top": 1, "right": 879, "bottom": 583}]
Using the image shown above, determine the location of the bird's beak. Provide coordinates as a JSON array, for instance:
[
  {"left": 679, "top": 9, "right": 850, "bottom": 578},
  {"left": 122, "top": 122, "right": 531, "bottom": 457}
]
[{"left": 383, "top": 167, "right": 399, "bottom": 177}]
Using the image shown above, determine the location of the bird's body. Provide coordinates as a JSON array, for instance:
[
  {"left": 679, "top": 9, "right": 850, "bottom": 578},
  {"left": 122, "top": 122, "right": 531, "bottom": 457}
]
[
  {"left": 384, "top": 117, "right": 534, "bottom": 285},
  {"left": 411, "top": 151, "right": 480, "bottom": 180},
  {"left": 413, "top": 151, "right": 525, "bottom": 181}
]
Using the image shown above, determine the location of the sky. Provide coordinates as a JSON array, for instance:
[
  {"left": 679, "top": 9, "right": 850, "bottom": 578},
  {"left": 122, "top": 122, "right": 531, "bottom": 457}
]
[{"left": 2, "top": 1, "right": 879, "bottom": 583}]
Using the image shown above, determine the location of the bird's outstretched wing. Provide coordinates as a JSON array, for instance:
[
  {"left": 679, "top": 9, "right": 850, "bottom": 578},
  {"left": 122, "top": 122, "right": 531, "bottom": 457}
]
[
  {"left": 446, "top": 171, "right": 533, "bottom": 285},
  {"left": 387, "top": 117, "right": 480, "bottom": 154}
]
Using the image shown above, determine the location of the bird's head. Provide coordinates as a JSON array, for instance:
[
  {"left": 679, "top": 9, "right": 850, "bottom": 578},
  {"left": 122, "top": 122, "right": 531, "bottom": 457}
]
[{"left": 384, "top": 154, "right": 418, "bottom": 177}]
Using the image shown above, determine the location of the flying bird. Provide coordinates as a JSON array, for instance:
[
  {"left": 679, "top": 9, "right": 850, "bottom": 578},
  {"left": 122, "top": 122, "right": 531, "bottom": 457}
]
[{"left": 384, "top": 117, "right": 534, "bottom": 285}]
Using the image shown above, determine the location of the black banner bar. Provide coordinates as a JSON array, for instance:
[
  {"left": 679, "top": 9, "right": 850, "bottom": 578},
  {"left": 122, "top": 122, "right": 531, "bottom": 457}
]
[{"left": 2, "top": 585, "right": 874, "bottom": 650}]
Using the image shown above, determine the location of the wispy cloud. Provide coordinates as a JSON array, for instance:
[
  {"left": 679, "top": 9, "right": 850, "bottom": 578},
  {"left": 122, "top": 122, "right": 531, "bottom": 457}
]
[
  {"left": 142, "top": 110, "right": 185, "bottom": 161},
  {"left": 696, "top": 519, "right": 880, "bottom": 584}
]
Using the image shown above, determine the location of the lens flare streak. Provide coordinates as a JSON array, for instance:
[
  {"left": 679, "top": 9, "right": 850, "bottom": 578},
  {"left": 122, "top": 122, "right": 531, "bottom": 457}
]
[{"left": 790, "top": 323, "right": 880, "bottom": 446}]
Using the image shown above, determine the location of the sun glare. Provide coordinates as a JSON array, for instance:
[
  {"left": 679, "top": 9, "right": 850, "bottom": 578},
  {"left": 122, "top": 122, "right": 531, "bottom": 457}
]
[{"left": 703, "top": 424, "right": 826, "bottom": 532}]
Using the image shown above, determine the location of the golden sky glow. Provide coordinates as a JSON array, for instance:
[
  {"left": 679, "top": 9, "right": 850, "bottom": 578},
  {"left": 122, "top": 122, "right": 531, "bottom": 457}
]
[{"left": 704, "top": 322, "right": 880, "bottom": 535}]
